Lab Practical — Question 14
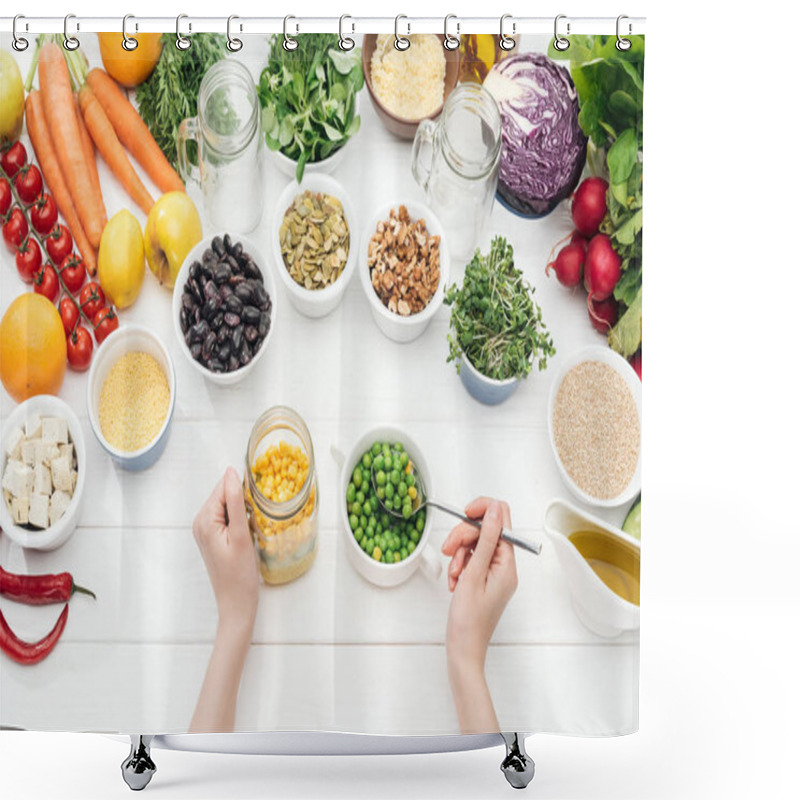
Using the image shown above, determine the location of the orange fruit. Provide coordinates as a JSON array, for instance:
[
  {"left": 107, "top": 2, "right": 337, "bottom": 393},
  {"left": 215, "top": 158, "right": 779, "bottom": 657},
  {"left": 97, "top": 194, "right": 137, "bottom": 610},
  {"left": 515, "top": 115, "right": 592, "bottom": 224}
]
[
  {"left": 0, "top": 293, "right": 67, "bottom": 403},
  {"left": 97, "top": 32, "right": 163, "bottom": 88}
]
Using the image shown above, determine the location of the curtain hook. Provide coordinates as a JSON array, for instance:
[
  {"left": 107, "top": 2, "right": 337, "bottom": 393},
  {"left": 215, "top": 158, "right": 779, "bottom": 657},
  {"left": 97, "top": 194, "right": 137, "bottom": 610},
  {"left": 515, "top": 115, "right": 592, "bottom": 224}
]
[
  {"left": 443, "top": 14, "right": 460, "bottom": 51},
  {"left": 227, "top": 15, "right": 243, "bottom": 52},
  {"left": 283, "top": 15, "right": 298, "bottom": 51},
  {"left": 64, "top": 13, "right": 80, "bottom": 51},
  {"left": 499, "top": 14, "right": 516, "bottom": 51},
  {"left": 394, "top": 15, "right": 410, "bottom": 51},
  {"left": 122, "top": 15, "right": 139, "bottom": 51},
  {"left": 553, "top": 14, "right": 570, "bottom": 51},
  {"left": 12, "top": 15, "right": 29, "bottom": 51},
  {"left": 176, "top": 14, "right": 191, "bottom": 50},
  {"left": 616, "top": 15, "right": 632, "bottom": 51},
  {"left": 338, "top": 15, "right": 355, "bottom": 51}
]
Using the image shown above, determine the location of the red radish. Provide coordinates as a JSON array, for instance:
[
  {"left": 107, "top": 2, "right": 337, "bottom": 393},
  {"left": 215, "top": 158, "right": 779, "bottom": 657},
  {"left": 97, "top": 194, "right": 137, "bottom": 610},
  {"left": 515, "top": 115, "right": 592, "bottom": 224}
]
[
  {"left": 584, "top": 234, "right": 621, "bottom": 303},
  {"left": 630, "top": 350, "right": 642, "bottom": 380},
  {"left": 570, "top": 231, "right": 589, "bottom": 252},
  {"left": 588, "top": 295, "right": 618, "bottom": 332},
  {"left": 546, "top": 242, "right": 585, "bottom": 288},
  {"left": 572, "top": 177, "right": 609, "bottom": 237}
]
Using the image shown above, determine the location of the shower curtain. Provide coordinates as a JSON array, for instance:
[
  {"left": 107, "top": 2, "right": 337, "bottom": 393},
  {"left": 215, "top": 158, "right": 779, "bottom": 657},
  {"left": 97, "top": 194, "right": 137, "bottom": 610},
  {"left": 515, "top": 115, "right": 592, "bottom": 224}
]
[{"left": 0, "top": 22, "right": 644, "bottom": 738}]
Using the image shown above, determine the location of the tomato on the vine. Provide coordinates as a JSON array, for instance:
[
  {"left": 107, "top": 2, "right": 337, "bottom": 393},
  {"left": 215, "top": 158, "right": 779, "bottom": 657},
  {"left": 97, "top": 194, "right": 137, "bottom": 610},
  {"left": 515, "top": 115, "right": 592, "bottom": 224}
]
[
  {"left": 59, "top": 295, "right": 81, "bottom": 335},
  {"left": 45, "top": 224, "right": 72, "bottom": 263},
  {"left": 92, "top": 307, "right": 119, "bottom": 344},
  {"left": 33, "top": 263, "right": 60, "bottom": 303},
  {"left": 59, "top": 254, "right": 86, "bottom": 295},
  {"left": 0, "top": 178, "right": 11, "bottom": 216},
  {"left": 3, "top": 207, "right": 28, "bottom": 251},
  {"left": 14, "top": 164, "right": 43, "bottom": 205},
  {"left": 31, "top": 193, "right": 58, "bottom": 236},
  {"left": 0, "top": 142, "right": 27, "bottom": 178},
  {"left": 80, "top": 281, "right": 106, "bottom": 319},
  {"left": 15, "top": 237, "right": 42, "bottom": 284},
  {"left": 67, "top": 325, "right": 93, "bottom": 371}
]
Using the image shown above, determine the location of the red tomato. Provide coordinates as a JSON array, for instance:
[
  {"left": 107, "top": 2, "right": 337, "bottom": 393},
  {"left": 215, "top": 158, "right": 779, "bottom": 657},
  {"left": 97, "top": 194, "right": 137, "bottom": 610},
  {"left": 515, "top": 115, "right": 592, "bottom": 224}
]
[
  {"left": 80, "top": 282, "right": 106, "bottom": 319},
  {"left": 0, "top": 178, "right": 11, "bottom": 216},
  {"left": 0, "top": 141, "right": 27, "bottom": 179},
  {"left": 3, "top": 207, "right": 28, "bottom": 251},
  {"left": 67, "top": 325, "right": 93, "bottom": 371},
  {"left": 59, "top": 295, "right": 80, "bottom": 335},
  {"left": 45, "top": 224, "right": 72, "bottom": 263},
  {"left": 15, "top": 237, "right": 42, "bottom": 283},
  {"left": 31, "top": 193, "right": 58, "bottom": 236},
  {"left": 14, "top": 164, "right": 43, "bottom": 205},
  {"left": 34, "top": 263, "right": 60, "bottom": 303},
  {"left": 59, "top": 254, "right": 86, "bottom": 295},
  {"left": 92, "top": 307, "right": 119, "bottom": 344}
]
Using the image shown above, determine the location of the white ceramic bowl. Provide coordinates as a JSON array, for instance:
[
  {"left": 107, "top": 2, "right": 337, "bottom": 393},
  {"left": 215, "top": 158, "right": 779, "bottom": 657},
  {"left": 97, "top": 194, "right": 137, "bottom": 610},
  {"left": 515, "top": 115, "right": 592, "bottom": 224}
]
[
  {"left": 337, "top": 426, "right": 442, "bottom": 588},
  {"left": 547, "top": 345, "right": 642, "bottom": 508},
  {"left": 272, "top": 174, "right": 359, "bottom": 318},
  {"left": 87, "top": 325, "right": 176, "bottom": 471},
  {"left": 0, "top": 395, "right": 86, "bottom": 550},
  {"left": 172, "top": 234, "right": 277, "bottom": 386},
  {"left": 359, "top": 201, "right": 450, "bottom": 343}
]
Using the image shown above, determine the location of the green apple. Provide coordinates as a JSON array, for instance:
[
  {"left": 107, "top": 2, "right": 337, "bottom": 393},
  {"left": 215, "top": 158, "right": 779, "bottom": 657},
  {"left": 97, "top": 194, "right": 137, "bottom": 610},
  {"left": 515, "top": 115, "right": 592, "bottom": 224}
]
[{"left": 144, "top": 192, "right": 202, "bottom": 289}]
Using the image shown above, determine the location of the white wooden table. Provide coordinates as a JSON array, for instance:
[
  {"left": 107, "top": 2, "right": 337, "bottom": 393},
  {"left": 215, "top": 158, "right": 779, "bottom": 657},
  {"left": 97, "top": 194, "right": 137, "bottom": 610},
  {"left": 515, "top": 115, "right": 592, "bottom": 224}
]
[{"left": 0, "top": 35, "right": 638, "bottom": 737}]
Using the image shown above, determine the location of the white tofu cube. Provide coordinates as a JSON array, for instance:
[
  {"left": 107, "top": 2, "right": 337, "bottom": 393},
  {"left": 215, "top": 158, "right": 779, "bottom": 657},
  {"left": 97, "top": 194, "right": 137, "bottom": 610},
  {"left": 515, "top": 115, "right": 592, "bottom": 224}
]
[
  {"left": 25, "top": 414, "right": 42, "bottom": 439},
  {"left": 42, "top": 443, "right": 61, "bottom": 466},
  {"left": 71, "top": 469, "right": 78, "bottom": 495},
  {"left": 49, "top": 490, "right": 72, "bottom": 524},
  {"left": 20, "top": 439, "right": 37, "bottom": 466},
  {"left": 42, "top": 416, "right": 69, "bottom": 445},
  {"left": 2, "top": 460, "right": 34, "bottom": 498},
  {"left": 50, "top": 456, "right": 73, "bottom": 492},
  {"left": 28, "top": 494, "right": 49, "bottom": 529},
  {"left": 11, "top": 495, "right": 29, "bottom": 525},
  {"left": 5, "top": 427, "right": 25, "bottom": 460},
  {"left": 59, "top": 443, "right": 74, "bottom": 464},
  {"left": 33, "top": 463, "right": 52, "bottom": 496}
]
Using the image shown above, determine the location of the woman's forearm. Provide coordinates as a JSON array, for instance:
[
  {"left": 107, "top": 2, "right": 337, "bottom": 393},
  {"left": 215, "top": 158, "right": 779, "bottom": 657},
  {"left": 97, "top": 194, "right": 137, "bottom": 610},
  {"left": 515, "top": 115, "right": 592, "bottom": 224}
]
[{"left": 448, "top": 660, "right": 500, "bottom": 735}]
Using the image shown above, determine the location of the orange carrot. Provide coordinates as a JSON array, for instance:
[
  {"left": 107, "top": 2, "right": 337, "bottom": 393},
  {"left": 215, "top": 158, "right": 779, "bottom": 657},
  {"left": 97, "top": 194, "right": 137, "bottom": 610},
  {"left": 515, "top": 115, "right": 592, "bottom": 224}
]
[
  {"left": 38, "top": 42, "right": 106, "bottom": 248},
  {"left": 86, "top": 68, "right": 185, "bottom": 195},
  {"left": 25, "top": 91, "right": 97, "bottom": 274},
  {"left": 74, "top": 93, "right": 106, "bottom": 224},
  {"left": 78, "top": 85, "right": 155, "bottom": 215}
]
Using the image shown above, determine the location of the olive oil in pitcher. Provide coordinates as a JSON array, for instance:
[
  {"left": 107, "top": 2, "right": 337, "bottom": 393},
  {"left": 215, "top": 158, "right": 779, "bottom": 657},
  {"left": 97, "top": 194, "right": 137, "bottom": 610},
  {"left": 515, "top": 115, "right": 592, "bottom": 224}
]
[{"left": 568, "top": 530, "right": 640, "bottom": 606}]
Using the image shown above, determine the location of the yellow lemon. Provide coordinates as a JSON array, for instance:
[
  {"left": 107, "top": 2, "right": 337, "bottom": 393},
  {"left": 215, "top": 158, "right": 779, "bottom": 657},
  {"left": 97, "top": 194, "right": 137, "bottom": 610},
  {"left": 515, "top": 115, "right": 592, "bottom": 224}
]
[
  {"left": 144, "top": 192, "right": 202, "bottom": 289},
  {"left": 0, "top": 50, "right": 25, "bottom": 144},
  {"left": 98, "top": 209, "right": 146, "bottom": 308}
]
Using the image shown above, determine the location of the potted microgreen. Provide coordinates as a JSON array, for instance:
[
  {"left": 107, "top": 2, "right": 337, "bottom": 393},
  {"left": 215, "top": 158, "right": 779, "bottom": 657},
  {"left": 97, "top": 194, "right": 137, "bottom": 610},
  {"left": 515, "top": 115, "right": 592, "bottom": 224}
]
[{"left": 444, "top": 236, "right": 555, "bottom": 405}]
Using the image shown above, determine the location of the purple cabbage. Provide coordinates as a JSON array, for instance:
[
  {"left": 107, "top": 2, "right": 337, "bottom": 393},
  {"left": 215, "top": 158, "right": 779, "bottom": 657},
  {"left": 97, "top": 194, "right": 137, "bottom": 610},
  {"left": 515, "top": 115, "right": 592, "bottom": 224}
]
[{"left": 484, "top": 53, "right": 586, "bottom": 217}]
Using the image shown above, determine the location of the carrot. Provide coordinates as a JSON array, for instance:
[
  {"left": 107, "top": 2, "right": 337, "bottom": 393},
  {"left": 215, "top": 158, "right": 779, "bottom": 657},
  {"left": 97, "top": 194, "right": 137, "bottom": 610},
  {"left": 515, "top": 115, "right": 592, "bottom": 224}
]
[
  {"left": 86, "top": 68, "right": 185, "bottom": 195},
  {"left": 74, "top": 93, "right": 106, "bottom": 224},
  {"left": 78, "top": 85, "right": 155, "bottom": 215},
  {"left": 38, "top": 42, "right": 106, "bottom": 248},
  {"left": 25, "top": 90, "right": 97, "bottom": 274}
]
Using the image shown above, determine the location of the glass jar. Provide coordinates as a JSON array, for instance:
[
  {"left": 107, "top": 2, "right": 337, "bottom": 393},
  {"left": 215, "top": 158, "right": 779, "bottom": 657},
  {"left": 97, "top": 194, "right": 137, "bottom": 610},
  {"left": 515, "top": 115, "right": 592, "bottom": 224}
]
[
  {"left": 244, "top": 406, "right": 318, "bottom": 585},
  {"left": 177, "top": 59, "right": 263, "bottom": 233},
  {"left": 411, "top": 83, "right": 502, "bottom": 262}
]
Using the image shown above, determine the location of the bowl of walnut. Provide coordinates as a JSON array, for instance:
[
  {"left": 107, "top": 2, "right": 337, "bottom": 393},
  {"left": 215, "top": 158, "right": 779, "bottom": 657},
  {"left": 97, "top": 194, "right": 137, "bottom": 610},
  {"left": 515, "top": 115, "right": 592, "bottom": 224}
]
[{"left": 359, "top": 201, "right": 450, "bottom": 343}]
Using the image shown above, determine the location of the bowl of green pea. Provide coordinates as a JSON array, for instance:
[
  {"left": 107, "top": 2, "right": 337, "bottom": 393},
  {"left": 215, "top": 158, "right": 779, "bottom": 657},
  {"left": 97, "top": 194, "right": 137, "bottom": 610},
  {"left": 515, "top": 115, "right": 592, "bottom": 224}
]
[{"left": 339, "top": 427, "right": 442, "bottom": 588}]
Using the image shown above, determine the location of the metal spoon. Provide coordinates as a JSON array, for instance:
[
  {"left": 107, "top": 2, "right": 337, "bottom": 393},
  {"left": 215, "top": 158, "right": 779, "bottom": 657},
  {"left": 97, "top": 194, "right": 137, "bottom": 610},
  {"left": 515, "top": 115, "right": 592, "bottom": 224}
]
[{"left": 370, "top": 461, "right": 542, "bottom": 556}]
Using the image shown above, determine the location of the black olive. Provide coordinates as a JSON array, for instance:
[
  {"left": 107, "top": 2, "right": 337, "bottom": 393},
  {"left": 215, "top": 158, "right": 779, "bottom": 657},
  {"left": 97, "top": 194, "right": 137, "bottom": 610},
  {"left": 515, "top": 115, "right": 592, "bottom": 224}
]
[
  {"left": 252, "top": 282, "right": 269, "bottom": 308},
  {"left": 212, "top": 236, "right": 225, "bottom": 257},
  {"left": 225, "top": 295, "right": 243, "bottom": 314},
  {"left": 217, "top": 344, "right": 231, "bottom": 363},
  {"left": 244, "top": 324, "right": 258, "bottom": 343},
  {"left": 207, "top": 358, "right": 225, "bottom": 373},
  {"left": 223, "top": 312, "right": 241, "bottom": 328},
  {"left": 231, "top": 326, "right": 244, "bottom": 353},
  {"left": 213, "top": 262, "right": 232, "bottom": 285},
  {"left": 242, "top": 305, "right": 260, "bottom": 326},
  {"left": 223, "top": 233, "right": 233, "bottom": 253},
  {"left": 258, "top": 311, "right": 270, "bottom": 337},
  {"left": 190, "top": 319, "right": 209, "bottom": 344}
]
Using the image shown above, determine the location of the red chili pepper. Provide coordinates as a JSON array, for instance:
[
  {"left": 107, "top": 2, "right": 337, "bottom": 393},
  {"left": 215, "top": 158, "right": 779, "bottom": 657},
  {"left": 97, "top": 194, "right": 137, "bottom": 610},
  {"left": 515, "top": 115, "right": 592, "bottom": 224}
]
[
  {"left": 0, "top": 565, "right": 96, "bottom": 605},
  {"left": 0, "top": 604, "right": 68, "bottom": 665}
]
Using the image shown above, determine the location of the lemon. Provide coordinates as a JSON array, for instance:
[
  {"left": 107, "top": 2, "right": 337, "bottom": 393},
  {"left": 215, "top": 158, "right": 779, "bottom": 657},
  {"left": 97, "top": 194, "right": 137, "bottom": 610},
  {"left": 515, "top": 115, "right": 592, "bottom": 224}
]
[
  {"left": 0, "top": 50, "right": 25, "bottom": 145},
  {"left": 98, "top": 210, "right": 146, "bottom": 309}
]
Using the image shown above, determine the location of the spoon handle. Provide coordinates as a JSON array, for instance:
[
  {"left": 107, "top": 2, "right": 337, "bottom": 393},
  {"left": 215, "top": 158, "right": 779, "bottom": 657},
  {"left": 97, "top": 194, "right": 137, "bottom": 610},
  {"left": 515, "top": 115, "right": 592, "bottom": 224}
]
[{"left": 428, "top": 500, "right": 542, "bottom": 556}]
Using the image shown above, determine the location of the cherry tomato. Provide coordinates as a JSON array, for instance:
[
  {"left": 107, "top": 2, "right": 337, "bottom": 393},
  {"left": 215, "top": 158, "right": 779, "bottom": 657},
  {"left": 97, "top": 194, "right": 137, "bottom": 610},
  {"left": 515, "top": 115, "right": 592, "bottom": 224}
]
[
  {"left": 31, "top": 193, "right": 58, "bottom": 236},
  {"left": 0, "top": 179, "right": 11, "bottom": 216},
  {"left": 59, "top": 295, "right": 81, "bottom": 335},
  {"left": 80, "top": 282, "right": 106, "bottom": 319},
  {"left": 67, "top": 325, "right": 94, "bottom": 371},
  {"left": 34, "top": 263, "right": 60, "bottom": 303},
  {"left": 3, "top": 207, "right": 28, "bottom": 251},
  {"left": 45, "top": 224, "right": 73, "bottom": 264},
  {"left": 0, "top": 142, "right": 27, "bottom": 179},
  {"left": 14, "top": 164, "right": 43, "bottom": 205},
  {"left": 59, "top": 254, "right": 86, "bottom": 295},
  {"left": 92, "top": 307, "right": 119, "bottom": 344},
  {"left": 15, "top": 236, "right": 42, "bottom": 283}
]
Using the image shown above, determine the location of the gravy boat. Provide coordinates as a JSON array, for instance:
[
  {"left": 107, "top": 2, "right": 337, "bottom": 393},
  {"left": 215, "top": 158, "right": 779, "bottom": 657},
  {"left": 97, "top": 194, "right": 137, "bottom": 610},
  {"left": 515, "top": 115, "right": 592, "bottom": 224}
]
[{"left": 544, "top": 499, "right": 640, "bottom": 638}]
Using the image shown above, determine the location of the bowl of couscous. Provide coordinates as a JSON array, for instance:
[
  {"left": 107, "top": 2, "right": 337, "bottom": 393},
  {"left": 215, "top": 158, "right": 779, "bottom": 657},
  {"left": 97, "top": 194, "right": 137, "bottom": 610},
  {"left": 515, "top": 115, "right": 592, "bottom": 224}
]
[{"left": 86, "top": 325, "right": 176, "bottom": 471}]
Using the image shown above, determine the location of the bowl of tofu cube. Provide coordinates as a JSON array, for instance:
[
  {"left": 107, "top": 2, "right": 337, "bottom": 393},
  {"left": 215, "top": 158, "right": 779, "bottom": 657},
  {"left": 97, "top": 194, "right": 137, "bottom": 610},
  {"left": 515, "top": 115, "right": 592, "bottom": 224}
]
[{"left": 1, "top": 395, "right": 85, "bottom": 551}]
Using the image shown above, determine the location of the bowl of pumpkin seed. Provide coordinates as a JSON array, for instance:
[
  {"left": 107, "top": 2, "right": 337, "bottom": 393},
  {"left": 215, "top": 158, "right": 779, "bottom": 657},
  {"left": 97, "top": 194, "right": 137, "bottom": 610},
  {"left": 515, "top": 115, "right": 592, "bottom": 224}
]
[{"left": 272, "top": 174, "right": 358, "bottom": 318}]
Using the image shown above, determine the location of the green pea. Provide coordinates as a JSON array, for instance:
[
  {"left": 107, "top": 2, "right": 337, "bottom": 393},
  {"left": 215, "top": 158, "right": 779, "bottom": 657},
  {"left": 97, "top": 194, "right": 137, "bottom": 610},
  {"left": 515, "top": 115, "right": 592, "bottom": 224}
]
[
  {"left": 355, "top": 527, "right": 363, "bottom": 542},
  {"left": 376, "top": 470, "right": 386, "bottom": 487},
  {"left": 410, "top": 529, "right": 420, "bottom": 544},
  {"left": 400, "top": 548, "right": 408, "bottom": 560},
  {"left": 399, "top": 452, "right": 409, "bottom": 467},
  {"left": 375, "top": 525, "right": 383, "bottom": 537},
  {"left": 366, "top": 538, "right": 374, "bottom": 552},
  {"left": 359, "top": 515, "right": 367, "bottom": 529},
  {"left": 362, "top": 453, "right": 372, "bottom": 470},
  {"left": 393, "top": 495, "right": 402, "bottom": 511},
  {"left": 382, "top": 444, "right": 392, "bottom": 460},
  {"left": 346, "top": 483, "right": 356, "bottom": 503},
  {"left": 369, "top": 514, "right": 377, "bottom": 529},
  {"left": 385, "top": 482, "right": 394, "bottom": 500},
  {"left": 402, "top": 504, "right": 411, "bottom": 519},
  {"left": 390, "top": 470, "right": 400, "bottom": 486},
  {"left": 353, "top": 467, "right": 363, "bottom": 488},
  {"left": 362, "top": 500, "right": 372, "bottom": 516},
  {"left": 376, "top": 486, "right": 385, "bottom": 500},
  {"left": 371, "top": 442, "right": 381, "bottom": 456},
  {"left": 381, "top": 513, "right": 390, "bottom": 527},
  {"left": 398, "top": 481, "right": 407, "bottom": 498},
  {"left": 393, "top": 552, "right": 401, "bottom": 563},
  {"left": 401, "top": 534, "right": 409, "bottom": 546},
  {"left": 416, "top": 515, "right": 425, "bottom": 532},
  {"left": 373, "top": 455, "right": 384, "bottom": 471},
  {"left": 351, "top": 501, "right": 361, "bottom": 517},
  {"left": 406, "top": 474, "right": 415, "bottom": 488},
  {"left": 386, "top": 550, "right": 394, "bottom": 562},
  {"left": 349, "top": 513, "right": 358, "bottom": 530},
  {"left": 392, "top": 458, "right": 401, "bottom": 473}
]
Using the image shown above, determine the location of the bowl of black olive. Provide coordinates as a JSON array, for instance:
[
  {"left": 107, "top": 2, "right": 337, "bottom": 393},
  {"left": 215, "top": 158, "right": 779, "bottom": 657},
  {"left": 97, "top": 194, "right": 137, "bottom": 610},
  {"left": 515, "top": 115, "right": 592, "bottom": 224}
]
[{"left": 172, "top": 233, "right": 276, "bottom": 386}]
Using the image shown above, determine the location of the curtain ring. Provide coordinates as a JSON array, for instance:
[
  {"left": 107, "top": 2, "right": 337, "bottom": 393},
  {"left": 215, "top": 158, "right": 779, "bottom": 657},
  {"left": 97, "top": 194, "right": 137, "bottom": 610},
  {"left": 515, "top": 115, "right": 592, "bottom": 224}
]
[
  {"left": 63, "top": 13, "right": 80, "bottom": 51},
  {"left": 499, "top": 14, "right": 516, "bottom": 51},
  {"left": 227, "top": 15, "right": 242, "bottom": 52},
  {"left": 338, "top": 15, "right": 355, "bottom": 51},
  {"left": 283, "top": 15, "right": 298, "bottom": 51},
  {"left": 12, "top": 15, "right": 29, "bottom": 52},
  {"left": 443, "top": 14, "right": 460, "bottom": 51},
  {"left": 394, "top": 15, "right": 410, "bottom": 51},
  {"left": 176, "top": 14, "right": 191, "bottom": 50},
  {"left": 616, "top": 15, "right": 632, "bottom": 51},
  {"left": 553, "top": 14, "right": 570, "bottom": 51},
  {"left": 122, "top": 15, "right": 138, "bottom": 51}
]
